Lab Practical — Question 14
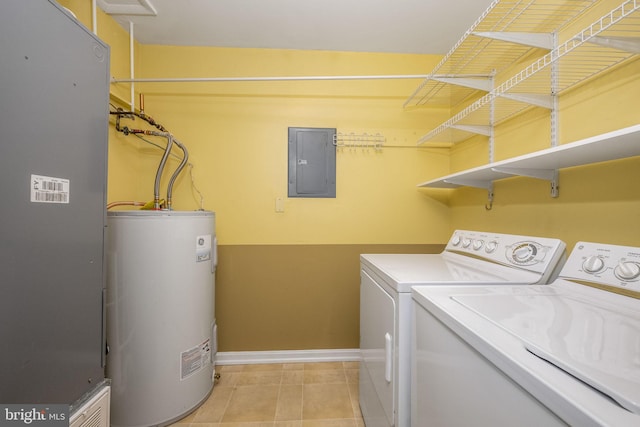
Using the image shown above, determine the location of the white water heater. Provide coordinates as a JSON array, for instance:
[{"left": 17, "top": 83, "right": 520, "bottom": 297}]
[{"left": 106, "top": 211, "right": 217, "bottom": 427}]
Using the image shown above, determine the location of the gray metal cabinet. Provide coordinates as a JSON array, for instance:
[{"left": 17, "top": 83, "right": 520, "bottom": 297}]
[{"left": 0, "top": 0, "right": 110, "bottom": 404}]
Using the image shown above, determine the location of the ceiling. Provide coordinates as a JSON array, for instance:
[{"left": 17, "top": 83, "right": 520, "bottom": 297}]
[{"left": 98, "top": 0, "right": 495, "bottom": 55}]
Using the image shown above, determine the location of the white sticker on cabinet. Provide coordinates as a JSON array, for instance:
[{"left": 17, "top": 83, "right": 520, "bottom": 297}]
[{"left": 30, "top": 174, "right": 70, "bottom": 204}]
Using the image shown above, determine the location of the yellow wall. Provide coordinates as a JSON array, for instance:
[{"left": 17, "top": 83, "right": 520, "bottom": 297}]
[{"left": 131, "top": 46, "right": 451, "bottom": 245}]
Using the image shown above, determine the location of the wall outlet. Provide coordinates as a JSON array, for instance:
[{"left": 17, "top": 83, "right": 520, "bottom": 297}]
[{"left": 275, "top": 197, "right": 284, "bottom": 213}]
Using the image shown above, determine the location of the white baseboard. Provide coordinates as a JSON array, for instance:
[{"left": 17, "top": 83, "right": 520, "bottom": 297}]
[{"left": 215, "top": 349, "right": 360, "bottom": 365}]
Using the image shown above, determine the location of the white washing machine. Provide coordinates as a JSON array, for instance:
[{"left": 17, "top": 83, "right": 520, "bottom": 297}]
[
  {"left": 411, "top": 241, "right": 640, "bottom": 427},
  {"left": 359, "top": 230, "right": 567, "bottom": 427}
]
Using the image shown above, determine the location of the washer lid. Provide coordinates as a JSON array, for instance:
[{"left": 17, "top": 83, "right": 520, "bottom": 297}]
[
  {"left": 453, "top": 283, "right": 640, "bottom": 415},
  {"left": 360, "top": 252, "right": 543, "bottom": 293}
]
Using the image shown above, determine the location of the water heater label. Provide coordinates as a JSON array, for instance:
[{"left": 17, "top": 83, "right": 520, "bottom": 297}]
[
  {"left": 196, "top": 234, "right": 212, "bottom": 262},
  {"left": 180, "top": 338, "right": 211, "bottom": 380},
  {"left": 30, "top": 174, "right": 70, "bottom": 204}
]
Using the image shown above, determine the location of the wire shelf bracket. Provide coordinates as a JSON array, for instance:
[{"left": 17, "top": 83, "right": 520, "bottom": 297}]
[
  {"left": 585, "top": 35, "right": 640, "bottom": 53},
  {"left": 450, "top": 125, "right": 492, "bottom": 137},
  {"left": 442, "top": 178, "right": 492, "bottom": 190},
  {"left": 492, "top": 167, "right": 559, "bottom": 197},
  {"left": 432, "top": 76, "right": 494, "bottom": 91},
  {"left": 497, "top": 93, "right": 554, "bottom": 109},
  {"left": 472, "top": 32, "right": 555, "bottom": 49}
]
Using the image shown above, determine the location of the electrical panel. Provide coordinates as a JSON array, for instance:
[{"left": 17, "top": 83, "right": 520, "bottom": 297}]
[{"left": 288, "top": 127, "right": 336, "bottom": 198}]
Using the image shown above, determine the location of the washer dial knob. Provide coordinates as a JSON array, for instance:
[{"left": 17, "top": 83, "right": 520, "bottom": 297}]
[
  {"left": 451, "top": 236, "right": 461, "bottom": 246},
  {"left": 583, "top": 256, "right": 605, "bottom": 274},
  {"left": 485, "top": 241, "right": 498, "bottom": 253},
  {"left": 614, "top": 262, "right": 640, "bottom": 281},
  {"left": 473, "top": 240, "right": 484, "bottom": 251},
  {"left": 510, "top": 243, "right": 538, "bottom": 264},
  {"left": 462, "top": 238, "right": 472, "bottom": 248}
]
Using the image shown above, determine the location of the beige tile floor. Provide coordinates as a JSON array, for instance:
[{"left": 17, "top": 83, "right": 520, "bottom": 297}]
[{"left": 171, "top": 361, "right": 364, "bottom": 427}]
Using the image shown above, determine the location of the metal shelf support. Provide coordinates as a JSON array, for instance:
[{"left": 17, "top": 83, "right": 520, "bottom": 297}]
[
  {"left": 442, "top": 178, "right": 492, "bottom": 190},
  {"left": 450, "top": 125, "right": 492, "bottom": 136},
  {"left": 432, "top": 77, "right": 493, "bottom": 91},
  {"left": 488, "top": 168, "right": 565, "bottom": 198},
  {"left": 585, "top": 36, "right": 640, "bottom": 53},
  {"left": 473, "top": 32, "right": 555, "bottom": 49},
  {"left": 491, "top": 166, "right": 556, "bottom": 180},
  {"left": 498, "top": 93, "right": 554, "bottom": 109},
  {"left": 490, "top": 167, "right": 559, "bottom": 198}
]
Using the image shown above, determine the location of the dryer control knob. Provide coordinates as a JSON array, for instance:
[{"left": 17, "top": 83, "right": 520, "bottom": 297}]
[
  {"left": 462, "top": 238, "right": 472, "bottom": 248},
  {"left": 451, "top": 235, "right": 461, "bottom": 246},
  {"left": 473, "top": 240, "right": 484, "bottom": 251},
  {"left": 583, "top": 256, "right": 605, "bottom": 273},
  {"left": 485, "top": 241, "right": 498, "bottom": 253},
  {"left": 614, "top": 262, "right": 640, "bottom": 281}
]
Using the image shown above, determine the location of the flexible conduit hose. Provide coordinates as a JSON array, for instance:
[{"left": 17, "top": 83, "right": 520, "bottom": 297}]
[
  {"left": 152, "top": 132, "right": 174, "bottom": 210},
  {"left": 110, "top": 108, "right": 193, "bottom": 210},
  {"left": 166, "top": 138, "right": 188, "bottom": 211}
]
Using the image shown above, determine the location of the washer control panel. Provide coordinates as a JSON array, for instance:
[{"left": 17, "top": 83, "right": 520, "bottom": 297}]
[
  {"left": 560, "top": 241, "right": 640, "bottom": 292},
  {"left": 445, "top": 230, "right": 566, "bottom": 275}
]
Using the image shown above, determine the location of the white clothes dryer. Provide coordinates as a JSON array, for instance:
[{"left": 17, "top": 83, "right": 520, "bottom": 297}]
[
  {"left": 359, "top": 230, "right": 567, "bottom": 427},
  {"left": 411, "top": 241, "right": 640, "bottom": 427}
]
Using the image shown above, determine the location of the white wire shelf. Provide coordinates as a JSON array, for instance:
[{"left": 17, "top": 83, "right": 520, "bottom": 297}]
[
  {"left": 404, "top": 0, "right": 597, "bottom": 109},
  {"left": 418, "top": 0, "right": 640, "bottom": 146},
  {"left": 418, "top": 124, "right": 640, "bottom": 190}
]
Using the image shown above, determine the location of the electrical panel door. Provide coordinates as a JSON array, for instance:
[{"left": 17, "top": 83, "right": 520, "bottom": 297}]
[{"left": 288, "top": 127, "right": 336, "bottom": 198}]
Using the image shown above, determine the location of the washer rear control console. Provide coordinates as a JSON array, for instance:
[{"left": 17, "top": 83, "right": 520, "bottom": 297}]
[{"left": 447, "top": 230, "right": 563, "bottom": 274}]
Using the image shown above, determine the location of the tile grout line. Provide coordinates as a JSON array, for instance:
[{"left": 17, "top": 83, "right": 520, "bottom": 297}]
[
  {"left": 217, "top": 369, "right": 237, "bottom": 425},
  {"left": 301, "top": 364, "right": 306, "bottom": 425},
  {"left": 275, "top": 366, "right": 283, "bottom": 426},
  {"left": 345, "top": 361, "right": 362, "bottom": 424},
  {"left": 277, "top": 363, "right": 303, "bottom": 425},
  {"left": 343, "top": 363, "right": 357, "bottom": 426}
]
